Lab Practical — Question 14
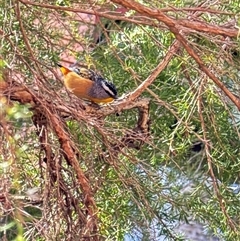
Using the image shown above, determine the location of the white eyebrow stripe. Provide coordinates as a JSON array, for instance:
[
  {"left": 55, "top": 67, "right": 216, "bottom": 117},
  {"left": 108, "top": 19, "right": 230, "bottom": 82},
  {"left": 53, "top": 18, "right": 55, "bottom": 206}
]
[{"left": 101, "top": 81, "right": 115, "bottom": 96}]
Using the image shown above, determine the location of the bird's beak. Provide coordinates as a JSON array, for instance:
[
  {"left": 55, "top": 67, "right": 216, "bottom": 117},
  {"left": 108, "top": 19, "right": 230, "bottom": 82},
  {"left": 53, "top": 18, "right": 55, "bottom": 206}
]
[{"left": 57, "top": 64, "right": 71, "bottom": 75}]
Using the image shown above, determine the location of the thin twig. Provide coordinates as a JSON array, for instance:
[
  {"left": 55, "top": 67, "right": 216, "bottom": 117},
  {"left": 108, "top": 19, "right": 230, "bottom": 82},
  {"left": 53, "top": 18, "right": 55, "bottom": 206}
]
[
  {"left": 110, "top": 0, "right": 240, "bottom": 110},
  {"left": 18, "top": 0, "right": 238, "bottom": 37}
]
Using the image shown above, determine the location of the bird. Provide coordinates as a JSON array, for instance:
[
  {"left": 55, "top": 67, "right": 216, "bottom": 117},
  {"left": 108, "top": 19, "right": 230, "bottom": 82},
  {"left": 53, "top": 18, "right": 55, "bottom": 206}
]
[{"left": 57, "top": 64, "right": 117, "bottom": 104}]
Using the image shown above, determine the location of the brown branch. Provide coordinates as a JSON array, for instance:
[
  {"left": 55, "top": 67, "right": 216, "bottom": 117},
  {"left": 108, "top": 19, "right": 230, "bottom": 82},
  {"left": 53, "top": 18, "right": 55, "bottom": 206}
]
[
  {"left": 127, "top": 40, "right": 181, "bottom": 101},
  {"left": 2, "top": 81, "right": 35, "bottom": 105},
  {"left": 2, "top": 80, "right": 99, "bottom": 239},
  {"left": 159, "top": 7, "right": 234, "bottom": 15},
  {"left": 15, "top": 1, "right": 47, "bottom": 81},
  {"left": 18, "top": 0, "right": 239, "bottom": 38},
  {"left": 110, "top": 0, "right": 238, "bottom": 37},
  {"left": 197, "top": 79, "right": 237, "bottom": 231},
  {"left": 45, "top": 107, "right": 97, "bottom": 210},
  {"left": 177, "top": 18, "right": 238, "bottom": 37},
  {"left": 113, "top": 98, "right": 150, "bottom": 151},
  {"left": 32, "top": 107, "right": 56, "bottom": 182},
  {"left": 110, "top": 0, "right": 240, "bottom": 110},
  {"left": 17, "top": 0, "right": 160, "bottom": 28}
]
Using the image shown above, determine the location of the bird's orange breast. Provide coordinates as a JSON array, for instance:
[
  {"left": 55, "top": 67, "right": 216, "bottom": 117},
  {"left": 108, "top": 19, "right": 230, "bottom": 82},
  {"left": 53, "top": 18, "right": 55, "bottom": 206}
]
[
  {"left": 61, "top": 70, "right": 115, "bottom": 104},
  {"left": 63, "top": 72, "right": 93, "bottom": 99}
]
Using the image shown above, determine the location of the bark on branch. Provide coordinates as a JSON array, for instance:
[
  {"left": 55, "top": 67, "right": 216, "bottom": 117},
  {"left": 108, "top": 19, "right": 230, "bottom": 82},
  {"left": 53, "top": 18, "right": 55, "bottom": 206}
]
[
  {"left": 18, "top": 0, "right": 239, "bottom": 38},
  {"left": 110, "top": 0, "right": 240, "bottom": 110}
]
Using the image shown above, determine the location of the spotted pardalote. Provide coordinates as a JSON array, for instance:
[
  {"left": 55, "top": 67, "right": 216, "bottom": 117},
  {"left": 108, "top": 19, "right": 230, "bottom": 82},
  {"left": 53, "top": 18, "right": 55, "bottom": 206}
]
[{"left": 58, "top": 64, "right": 117, "bottom": 104}]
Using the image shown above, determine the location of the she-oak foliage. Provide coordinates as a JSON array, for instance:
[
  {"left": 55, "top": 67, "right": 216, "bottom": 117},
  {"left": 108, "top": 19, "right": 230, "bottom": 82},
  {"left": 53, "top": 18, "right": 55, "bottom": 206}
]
[{"left": 0, "top": 0, "right": 239, "bottom": 240}]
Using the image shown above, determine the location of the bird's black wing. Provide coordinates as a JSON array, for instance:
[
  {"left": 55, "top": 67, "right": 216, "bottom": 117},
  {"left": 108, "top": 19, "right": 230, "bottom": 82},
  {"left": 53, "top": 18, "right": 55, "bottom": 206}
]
[
  {"left": 71, "top": 67, "right": 98, "bottom": 82},
  {"left": 72, "top": 66, "right": 117, "bottom": 98}
]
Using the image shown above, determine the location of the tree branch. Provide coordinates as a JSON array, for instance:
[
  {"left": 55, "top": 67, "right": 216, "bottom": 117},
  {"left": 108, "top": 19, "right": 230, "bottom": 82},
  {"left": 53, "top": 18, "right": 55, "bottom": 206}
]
[
  {"left": 18, "top": 0, "right": 239, "bottom": 38},
  {"left": 110, "top": 0, "right": 240, "bottom": 110}
]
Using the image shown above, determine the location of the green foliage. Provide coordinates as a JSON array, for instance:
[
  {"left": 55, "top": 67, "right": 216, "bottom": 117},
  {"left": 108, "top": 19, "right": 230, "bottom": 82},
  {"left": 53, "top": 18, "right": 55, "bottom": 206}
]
[{"left": 0, "top": 0, "right": 240, "bottom": 240}]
